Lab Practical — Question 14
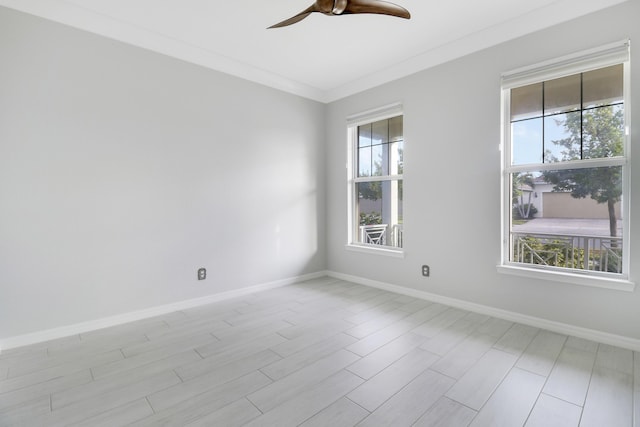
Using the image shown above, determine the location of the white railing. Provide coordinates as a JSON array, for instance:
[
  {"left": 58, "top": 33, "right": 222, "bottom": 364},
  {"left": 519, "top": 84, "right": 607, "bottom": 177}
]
[
  {"left": 512, "top": 232, "right": 622, "bottom": 273},
  {"left": 359, "top": 223, "right": 403, "bottom": 248}
]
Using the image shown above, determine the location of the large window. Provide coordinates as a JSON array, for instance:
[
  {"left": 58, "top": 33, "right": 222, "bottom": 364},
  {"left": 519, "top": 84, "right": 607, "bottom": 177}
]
[
  {"left": 347, "top": 107, "right": 404, "bottom": 253},
  {"left": 500, "top": 42, "right": 631, "bottom": 288}
]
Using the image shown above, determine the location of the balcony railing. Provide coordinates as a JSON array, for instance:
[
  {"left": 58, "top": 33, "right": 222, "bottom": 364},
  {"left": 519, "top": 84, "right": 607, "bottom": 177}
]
[
  {"left": 359, "top": 224, "right": 403, "bottom": 248},
  {"left": 512, "top": 232, "right": 622, "bottom": 274}
]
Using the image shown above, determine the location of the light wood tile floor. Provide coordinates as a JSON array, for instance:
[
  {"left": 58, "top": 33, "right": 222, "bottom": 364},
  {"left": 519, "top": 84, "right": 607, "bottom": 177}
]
[{"left": 0, "top": 277, "right": 638, "bottom": 426}]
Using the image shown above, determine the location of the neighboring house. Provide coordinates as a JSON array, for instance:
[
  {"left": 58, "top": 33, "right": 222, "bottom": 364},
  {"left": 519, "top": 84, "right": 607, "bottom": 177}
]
[{"left": 519, "top": 177, "right": 621, "bottom": 220}]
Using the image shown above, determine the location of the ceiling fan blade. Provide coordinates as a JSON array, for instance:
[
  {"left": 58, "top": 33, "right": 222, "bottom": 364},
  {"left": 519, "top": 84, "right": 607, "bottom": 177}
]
[
  {"left": 345, "top": 0, "right": 411, "bottom": 19},
  {"left": 268, "top": 5, "right": 316, "bottom": 28}
]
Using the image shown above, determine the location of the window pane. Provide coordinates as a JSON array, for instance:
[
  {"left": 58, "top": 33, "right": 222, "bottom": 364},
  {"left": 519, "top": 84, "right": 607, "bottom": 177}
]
[
  {"left": 371, "top": 144, "right": 384, "bottom": 176},
  {"left": 356, "top": 180, "right": 402, "bottom": 247},
  {"left": 510, "top": 166, "right": 623, "bottom": 273},
  {"left": 389, "top": 116, "right": 403, "bottom": 142},
  {"left": 357, "top": 182, "right": 383, "bottom": 223},
  {"left": 512, "top": 118, "right": 543, "bottom": 165},
  {"left": 544, "top": 74, "right": 580, "bottom": 115},
  {"left": 511, "top": 83, "right": 543, "bottom": 121},
  {"left": 357, "top": 182, "right": 385, "bottom": 245},
  {"left": 390, "top": 140, "right": 403, "bottom": 175},
  {"left": 583, "top": 64, "right": 623, "bottom": 108},
  {"left": 544, "top": 112, "right": 581, "bottom": 163},
  {"left": 394, "top": 180, "right": 403, "bottom": 248},
  {"left": 372, "top": 119, "right": 388, "bottom": 144},
  {"left": 358, "top": 124, "right": 372, "bottom": 147},
  {"left": 358, "top": 146, "right": 371, "bottom": 177},
  {"left": 583, "top": 104, "right": 625, "bottom": 160}
]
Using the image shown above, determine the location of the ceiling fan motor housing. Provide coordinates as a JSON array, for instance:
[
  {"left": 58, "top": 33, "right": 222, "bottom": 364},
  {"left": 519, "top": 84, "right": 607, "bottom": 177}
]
[{"left": 332, "top": 0, "right": 349, "bottom": 14}]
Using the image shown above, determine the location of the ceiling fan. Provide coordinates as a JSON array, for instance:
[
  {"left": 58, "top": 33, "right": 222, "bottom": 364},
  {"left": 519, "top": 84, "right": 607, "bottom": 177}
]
[{"left": 268, "top": 0, "right": 411, "bottom": 28}]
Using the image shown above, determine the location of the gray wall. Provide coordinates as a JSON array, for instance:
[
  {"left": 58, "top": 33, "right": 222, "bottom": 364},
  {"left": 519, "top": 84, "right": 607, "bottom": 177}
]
[
  {"left": 326, "top": 1, "right": 640, "bottom": 339},
  {"left": 0, "top": 7, "right": 326, "bottom": 339}
]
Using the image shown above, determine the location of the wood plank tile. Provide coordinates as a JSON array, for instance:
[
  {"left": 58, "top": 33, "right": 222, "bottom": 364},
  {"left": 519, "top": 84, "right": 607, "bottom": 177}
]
[
  {"left": 343, "top": 299, "right": 405, "bottom": 325},
  {"left": 445, "top": 349, "right": 518, "bottom": 410},
  {"left": 421, "top": 318, "right": 479, "bottom": 356},
  {"left": 0, "top": 369, "right": 92, "bottom": 412},
  {"left": 346, "top": 332, "right": 427, "bottom": 380},
  {"left": 580, "top": 365, "right": 633, "bottom": 427},
  {"left": 345, "top": 304, "right": 448, "bottom": 357},
  {"left": 8, "top": 339, "right": 135, "bottom": 378},
  {"left": 130, "top": 371, "right": 271, "bottom": 427},
  {"left": 184, "top": 398, "right": 262, "bottom": 427},
  {"left": 69, "top": 399, "right": 154, "bottom": 427},
  {"left": 52, "top": 350, "right": 200, "bottom": 410},
  {"left": 543, "top": 346, "right": 595, "bottom": 406},
  {"left": 357, "top": 369, "right": 455, "bottom": 426},
  {"left": 430, "top": 333, "right": 498, "bottom": 379},
  {"left": 91, "top": 346, "right": 201, "bottom": 380},
  {"left": 78, "top": 318, "right": 169, "bottom": 342},
  {"left": 516, "top": 330, "right": 566, "bottom": 376},
  {"left": 1, "top": 279, "right": 636, "bottom": 427},
  {"left": 243, "top": 370, "right": 364, "bottom": 427},
  {"left": 260, "top": 333, "right": 357, "bottom": 381},
  {"left": 0, "top": 395, "right": 51, "bottom": 426},
  {"left": 147, "top": 349, "right": 280, "bottom": 412},
  {"left": 347, "top": 348, "right": 440, "bottom": 412},
  {"left": 0, "top": 349, "right": 123, "bottom": 394},
  {"left": 565, "top": 336, "right": 599, "bottom": 353},
  {"left": 525, "top": 393, "right": 581, "bottom": 427},
  {"left": 32, "top": 371, "right": 182, "bottom": 427},
  {"left": 413, "top": 397, "right": 477, "bottom": 427},
  {"left": 121, "top": 331, "right": 217, "bottom": 358},
  {"left": 493, "top": 323, "right": 539, "bottom": 356},
  {"left": 411, "top": 308, "right": 468, "bottom": 338},
  {"left": 474, "top": 317, "right": 513, "bottom": 339},
  {"left": 181, "top": 333, "right": 287, "bottom": 379},
  {"left": 1, "top": 335, "right": 81, "bottom": 356},
  {"left": 469, "top": 367, "right": 545, "bottom": 427},
  {"left": 396, "top": 298, "right": 432, "bottom": 313},
  {"left": 270, "top": 324, "right": 350, "bottom": 358},
  {"left": 298, "top": 397, "right": 369, "bottom": 427},
  {"left": 595, "top": 343, "right": 634, "bottom": 375},
  {"left": 0, "top": 348, "right": 49, "bottom": 372},
  {"left": 345, "top": 309, "right": 411, "bottom": 339},
  {"left": 277, "top": 317, "right": 353, "bottom": 340},
  {"left": 247, "top": 349, "right": 360, "bottom": 413},
  {"left": 209, "top": 319, "right": 292, "bottom": 344}
]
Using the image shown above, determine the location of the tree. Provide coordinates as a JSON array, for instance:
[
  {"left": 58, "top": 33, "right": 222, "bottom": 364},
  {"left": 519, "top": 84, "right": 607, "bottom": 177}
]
[
  {"left": 542, "top": 106, "right": 624, "bottom": 237},
  {"left": 512, "top": 172, "right": 536, "bottom": 219}
]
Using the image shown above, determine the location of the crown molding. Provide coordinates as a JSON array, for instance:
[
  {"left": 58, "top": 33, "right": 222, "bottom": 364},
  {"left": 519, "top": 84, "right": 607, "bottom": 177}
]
[{"left": 0, "top": 0, "right": 630, "bottom": 104}]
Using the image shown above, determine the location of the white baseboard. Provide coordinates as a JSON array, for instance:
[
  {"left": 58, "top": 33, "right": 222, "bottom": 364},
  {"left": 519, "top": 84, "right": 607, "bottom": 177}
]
[
  {"left": 0, "top": 271, "right": 328, "bottom": 352},
  {"left": 328, "top": 271, "right": 640, "bottom": 352}
]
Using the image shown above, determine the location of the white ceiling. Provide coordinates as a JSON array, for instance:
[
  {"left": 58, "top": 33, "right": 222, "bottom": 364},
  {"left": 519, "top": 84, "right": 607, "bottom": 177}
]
[{"left": 0, "top": 0, "right": 627, "bottom": 102}]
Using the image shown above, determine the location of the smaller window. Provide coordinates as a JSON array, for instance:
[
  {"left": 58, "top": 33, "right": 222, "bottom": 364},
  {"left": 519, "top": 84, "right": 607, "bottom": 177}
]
[{"left": 347, "top": 111, "right": 404, "bottom": 252}]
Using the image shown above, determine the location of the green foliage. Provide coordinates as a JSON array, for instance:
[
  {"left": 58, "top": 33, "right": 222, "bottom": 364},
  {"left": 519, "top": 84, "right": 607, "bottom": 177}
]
[
  {"left": 359, "top": 181, "right": 382, "bottom": 200},
  {"left": 542, "top": 104, "right": 624, "bottom": 237},
  {"left": 513, "top": 204, "right": 538, "bottom": 220},
  {"left": 360, "top": 212, "right": 382, "bottom": 226},
  {"left": 515, "top": 235, "right": 622, "bottom": 273},
  {"left": 516, "top": 236, "right": 580, "bottom": 268}
]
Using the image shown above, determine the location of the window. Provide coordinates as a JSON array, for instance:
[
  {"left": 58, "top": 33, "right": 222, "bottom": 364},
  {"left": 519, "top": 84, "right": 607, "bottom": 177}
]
[
  {"left": 347, "top": 105, "right": 404, "bottom": 254},
  {"left": 500, "top": 41, "right": 632, "bottom": 288}
]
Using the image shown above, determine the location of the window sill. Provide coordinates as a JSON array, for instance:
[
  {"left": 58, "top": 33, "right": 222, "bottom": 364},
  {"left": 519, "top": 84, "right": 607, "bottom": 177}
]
[
  {"left": 496, "top": 264, "right": 635, "bottom": 292},
  {"left": 345, "top": 244, "right": 405, "bottom": 258}
]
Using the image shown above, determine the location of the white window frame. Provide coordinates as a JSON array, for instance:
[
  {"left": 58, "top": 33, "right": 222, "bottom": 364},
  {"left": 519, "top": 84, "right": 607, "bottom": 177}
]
[
  {"left": 497, "top": 40, "right": 634, "bottom": 291},
  {"left": 346, "top": 103, "right": 405, "bottom": 258}
]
